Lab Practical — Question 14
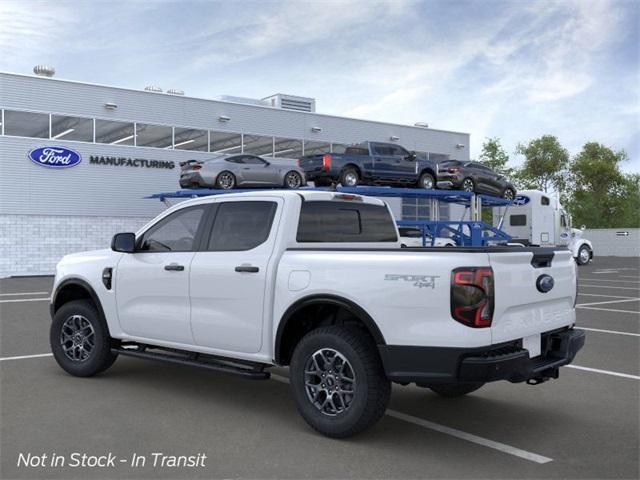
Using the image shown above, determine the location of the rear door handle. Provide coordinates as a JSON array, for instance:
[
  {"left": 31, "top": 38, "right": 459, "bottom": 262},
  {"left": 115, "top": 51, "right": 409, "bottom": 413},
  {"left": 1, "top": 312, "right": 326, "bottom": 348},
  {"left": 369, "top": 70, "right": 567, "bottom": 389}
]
[
  {"left": 164, "top": 263, "right": 185, "bottom": 271},
  {"left": 235, "top": 265, "right": 259, "bottom": 273}
]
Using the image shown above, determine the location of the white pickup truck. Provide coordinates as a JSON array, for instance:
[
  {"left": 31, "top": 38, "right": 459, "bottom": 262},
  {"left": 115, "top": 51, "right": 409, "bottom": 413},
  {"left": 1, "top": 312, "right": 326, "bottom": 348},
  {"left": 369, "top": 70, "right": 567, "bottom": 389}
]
[{"left": 50, "top": 190, "right": 585, "bottom": 438}]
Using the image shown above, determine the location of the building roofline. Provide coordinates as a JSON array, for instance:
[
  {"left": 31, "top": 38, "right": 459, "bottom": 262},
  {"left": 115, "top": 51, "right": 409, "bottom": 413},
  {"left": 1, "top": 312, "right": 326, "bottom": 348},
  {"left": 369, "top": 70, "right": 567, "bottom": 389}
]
[{"left": 0, "top": 71, "right": 470, "bottom": 137}]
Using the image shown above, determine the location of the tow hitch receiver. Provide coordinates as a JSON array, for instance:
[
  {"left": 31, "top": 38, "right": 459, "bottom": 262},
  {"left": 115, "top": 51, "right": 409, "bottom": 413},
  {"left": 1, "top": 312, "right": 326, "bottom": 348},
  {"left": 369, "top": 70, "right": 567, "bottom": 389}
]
[{"left": 526, "top": 367, "right": 560, "bottom": 385}]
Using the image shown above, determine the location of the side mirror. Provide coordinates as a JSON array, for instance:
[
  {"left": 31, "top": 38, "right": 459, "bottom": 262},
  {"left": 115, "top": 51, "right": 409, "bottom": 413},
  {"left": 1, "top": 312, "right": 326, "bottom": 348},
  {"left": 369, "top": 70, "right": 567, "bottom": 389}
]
[
  {"left": 407, "top": 151, "right": 417, "bottom": 161},
  {"left": 111, "top": 232, "right": 136, "bottom": 253}
]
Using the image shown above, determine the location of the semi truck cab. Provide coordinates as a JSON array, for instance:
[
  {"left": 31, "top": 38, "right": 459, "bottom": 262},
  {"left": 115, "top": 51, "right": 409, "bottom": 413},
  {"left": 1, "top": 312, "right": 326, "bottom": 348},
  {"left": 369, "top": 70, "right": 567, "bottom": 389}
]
[{"left": 494, "top": 189, "right": 594, "bottom": 265}]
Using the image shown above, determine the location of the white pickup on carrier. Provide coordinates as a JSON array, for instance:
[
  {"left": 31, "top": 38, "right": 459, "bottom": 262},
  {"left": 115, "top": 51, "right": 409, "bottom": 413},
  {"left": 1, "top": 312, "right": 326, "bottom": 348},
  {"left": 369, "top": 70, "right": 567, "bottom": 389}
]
[{"left": 49, "top": 190, "right": 585, "bottom": 437}]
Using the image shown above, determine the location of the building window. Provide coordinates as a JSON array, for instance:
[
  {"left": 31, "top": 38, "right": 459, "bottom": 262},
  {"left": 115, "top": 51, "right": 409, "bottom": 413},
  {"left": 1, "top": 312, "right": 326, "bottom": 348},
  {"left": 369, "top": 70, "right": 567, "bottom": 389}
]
[
  {"left": 173, "top": 127, "right": 208, "bottom": 151},
  {"left": 243, "top": 134, "right": 274, "bottom": 156},
  {"left": 304, "top": 140, "right": 331, "bottom": 156},
  {"left": 273, "top": 137, "right": 303, "bottom": 159},
  {"left": 95, "top": 119, "right": 135, "bottom": 145},
  {"left": 135, "top": 123, "right": 173, "bottom": 148},
  {"left": 51, "top": 114, "right": 93, "bottom": 142},
  {"left": 210, "top": 131, "right": 243, "bottom": 154},
  {"left": 3, "top": 110, "right": 49, "bottom": 138},
  {"left": 402, "top": 198, "right": 430, "bottom": 221}
]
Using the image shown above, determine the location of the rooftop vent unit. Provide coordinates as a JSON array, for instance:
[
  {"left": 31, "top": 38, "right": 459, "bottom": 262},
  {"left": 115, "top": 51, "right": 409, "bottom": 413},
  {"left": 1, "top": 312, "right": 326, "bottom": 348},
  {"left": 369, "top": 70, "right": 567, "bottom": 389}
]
[
  {"left": 262, "top": 94, "right": 316, "bottom": 113},
  {"left": 167, "top": 89, "right": 184, "bottom": 96},
  {"left": 33, "top": 65, "right": 55, "bottom": 77},
  {"left": 144, "top": 85, "right": 163, "bottom": 93}
]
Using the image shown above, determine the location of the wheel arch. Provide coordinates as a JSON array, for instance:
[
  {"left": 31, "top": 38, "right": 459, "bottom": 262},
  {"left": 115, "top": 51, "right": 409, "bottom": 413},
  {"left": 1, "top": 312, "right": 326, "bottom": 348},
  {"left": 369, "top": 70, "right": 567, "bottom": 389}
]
[
  {"left": 341, "top": 163, "right": 362, "bottom": 177},
  {"left": 51, "top": 278, "right": 106, "bottom": 325},
  {"left": 419, "top": 167, "right": 436, "bottom": 178},
  {"left": 274, "top": 294, "right": 386, "bottom": 366}
]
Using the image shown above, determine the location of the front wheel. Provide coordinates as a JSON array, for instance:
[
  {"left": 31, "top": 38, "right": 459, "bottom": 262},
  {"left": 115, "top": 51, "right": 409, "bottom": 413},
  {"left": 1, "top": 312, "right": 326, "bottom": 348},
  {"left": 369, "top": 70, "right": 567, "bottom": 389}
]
[
  {"left": 430, "top": 382, "right": 484, "bottom": 397},
  {"left": 284, "top": 170, "right": 304, "bottom": 189},
  {"left": 290, "top": 326, "right": 391, "bottom": 438},
  {"left": 50, "top": 300, "right": 118, "bottom": 377},
  {"left": 418, "top": 172, "right": 435, "bottom": 190},
  {"left": 576, "top": 245, "right": 591, "bottom": 265},
  {"left": 503, "top": 188, "right": 516, "bottom": 201}
]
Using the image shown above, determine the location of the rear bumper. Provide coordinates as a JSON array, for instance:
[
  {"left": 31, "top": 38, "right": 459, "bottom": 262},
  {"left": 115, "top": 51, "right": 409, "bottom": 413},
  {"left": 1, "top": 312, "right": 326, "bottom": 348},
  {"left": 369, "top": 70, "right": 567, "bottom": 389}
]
[
  {"left": 379, "top": 328, "right": 585, "bottom": 385},
  {"left": 179, "top": 172, "right": 207, "bottom": 188}
]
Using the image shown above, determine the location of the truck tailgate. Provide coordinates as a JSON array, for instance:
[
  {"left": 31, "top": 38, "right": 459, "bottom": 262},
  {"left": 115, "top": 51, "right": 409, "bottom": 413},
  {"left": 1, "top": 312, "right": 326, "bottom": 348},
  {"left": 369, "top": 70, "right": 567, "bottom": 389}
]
[{"left": 489, "top": 248, "right": 576, "bottom": 346}]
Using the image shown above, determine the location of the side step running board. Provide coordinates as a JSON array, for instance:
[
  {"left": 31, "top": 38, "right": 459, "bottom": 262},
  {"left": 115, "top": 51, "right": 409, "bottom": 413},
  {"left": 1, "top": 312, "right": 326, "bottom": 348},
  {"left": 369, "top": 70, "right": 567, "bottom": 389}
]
[{"left": 111, "top": 346, "right": 270, "bottom": 380}]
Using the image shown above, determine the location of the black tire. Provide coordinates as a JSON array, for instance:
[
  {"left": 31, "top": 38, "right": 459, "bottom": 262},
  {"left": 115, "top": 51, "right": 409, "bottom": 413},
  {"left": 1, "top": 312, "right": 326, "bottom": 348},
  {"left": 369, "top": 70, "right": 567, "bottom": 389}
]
[
  {"left": 283, "top": 170, "right": 304, "bottom": 189},
  {"left": 503, "top": 188, "right": 516, "bottom": 201},
  {"left": 576, "top": 245, "right": 591, "bottom": 265},
  {"left": 430, "top": 382, "right": 484, "bottom": 397},
  {"left": 461, "top": 178, "right": 475, "bottom": 192},
  {"left": 290, "top": 325, "right": 391, "bottom": 438},
  {"left": 50, "top": 300, "right": 118, "bottom": 377},
  {"left": 339, "top": 167, "right": 360, "bottom": 187},
  {"left": 216, "top": 171, "right": 236, "bottom": 189},
  {"left": 418, "top": 172, "right": 436, "bottom": 190},
  {"left": 313, "top": 178, "right": 332, "bottom": 187}
]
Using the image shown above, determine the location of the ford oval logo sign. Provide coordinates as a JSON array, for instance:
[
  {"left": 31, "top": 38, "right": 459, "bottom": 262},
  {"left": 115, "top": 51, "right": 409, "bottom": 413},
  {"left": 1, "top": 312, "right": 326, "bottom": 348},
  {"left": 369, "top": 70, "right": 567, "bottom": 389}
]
[
  {"left": 28, "top": 146, "right": 82, "bottom": 168},
  {"left": 513, "top": 195, "right": 530, "bottom": 206},
  {"left": 536, "top": 274, "right": 554, "bottom": 293}
]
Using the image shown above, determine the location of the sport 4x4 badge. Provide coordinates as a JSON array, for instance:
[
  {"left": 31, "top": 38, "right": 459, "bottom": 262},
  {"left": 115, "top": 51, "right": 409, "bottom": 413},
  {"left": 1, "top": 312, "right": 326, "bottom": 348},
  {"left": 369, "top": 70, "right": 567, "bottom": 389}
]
[{"left": 384, "top": 274, "right": 439, "bottom": 289}]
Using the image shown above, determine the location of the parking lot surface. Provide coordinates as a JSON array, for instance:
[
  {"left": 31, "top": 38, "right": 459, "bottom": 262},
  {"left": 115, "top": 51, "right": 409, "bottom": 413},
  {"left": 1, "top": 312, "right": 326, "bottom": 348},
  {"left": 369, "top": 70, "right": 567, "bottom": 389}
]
[{"left": 1, "top": 257, "right": 638, "bottom": 479}]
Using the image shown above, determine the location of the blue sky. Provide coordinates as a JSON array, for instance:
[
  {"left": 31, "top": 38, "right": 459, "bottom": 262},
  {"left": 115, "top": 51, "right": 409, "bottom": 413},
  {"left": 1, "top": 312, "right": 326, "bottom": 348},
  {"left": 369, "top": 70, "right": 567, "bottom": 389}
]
[{"left": 1, "top": 0, "right": 638, "bottom": 171}]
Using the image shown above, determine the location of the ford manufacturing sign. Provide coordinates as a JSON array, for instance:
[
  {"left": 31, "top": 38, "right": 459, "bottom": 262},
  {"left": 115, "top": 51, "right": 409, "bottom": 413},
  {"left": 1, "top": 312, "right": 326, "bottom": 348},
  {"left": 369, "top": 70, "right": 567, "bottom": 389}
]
[{"left": 28, "top": 146, "right": 82, "bottom": 168}]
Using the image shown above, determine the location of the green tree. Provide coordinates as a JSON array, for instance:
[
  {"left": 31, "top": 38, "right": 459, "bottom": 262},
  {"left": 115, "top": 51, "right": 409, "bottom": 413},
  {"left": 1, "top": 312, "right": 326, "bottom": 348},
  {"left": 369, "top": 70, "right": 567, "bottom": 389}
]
[
  {"left": 479, "top": 137, "right": 513, "bottom": 176},
  {"left": 515, "top": 135, "right": 569, "bottom": 193},
  {"left": 565, "top": 142, "right": 638, "bottom": 228}
]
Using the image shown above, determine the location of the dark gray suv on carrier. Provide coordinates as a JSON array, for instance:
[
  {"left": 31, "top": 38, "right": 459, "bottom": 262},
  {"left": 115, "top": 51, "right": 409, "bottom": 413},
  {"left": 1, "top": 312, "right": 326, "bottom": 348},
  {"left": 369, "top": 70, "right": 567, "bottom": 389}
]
[{"left": 436, "top": 160, "right": 516, "bottom": 199}]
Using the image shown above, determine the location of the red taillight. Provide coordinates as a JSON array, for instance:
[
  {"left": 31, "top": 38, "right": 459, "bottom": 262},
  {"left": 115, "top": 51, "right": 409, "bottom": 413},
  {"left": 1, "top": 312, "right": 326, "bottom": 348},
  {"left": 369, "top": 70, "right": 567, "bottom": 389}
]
[
  {"left": 448, "top": 167, "right": 460, "bottom": 173},
  {"left": 192, "top": 165, "right": 202, "bottom": 170},
  {"left": 297, "top": 159, "right": 301, "bottom": 167},
  {"left": 451, "top": 267, "right": 494, "bottom": 328},
  {"left": 322, "top": 154, "right": 332, "bottom": 171}
]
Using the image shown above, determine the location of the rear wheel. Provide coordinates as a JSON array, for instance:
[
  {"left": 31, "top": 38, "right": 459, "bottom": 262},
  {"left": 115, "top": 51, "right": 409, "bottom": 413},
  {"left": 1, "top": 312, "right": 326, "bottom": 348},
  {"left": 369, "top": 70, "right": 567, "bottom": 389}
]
[
  {"left": 284, "top": 171, "right": 303, "bottom": 189},
  {"left": 340, "top": 168, "right": 359, "bottom": 187},
  {"left": 430, "top": 382, "right": 484, "bottom": 397},
  {"left": 50, "top": 300, "right": 118, "bottom": 377},
  {"left": 461, "top": 178, "right": 475, "bottom": 192},
  {"left": 576, "top": 245, "right": 591, "bottom": 265},
  {"left": 216, "top": 171, "right": 236, "bottom": 189},
  {"left": 290, "top": 326, "right": 390, "bottom": 438},
  {"left": 418, "top": 172, "right": 435, "bottom": 190}
]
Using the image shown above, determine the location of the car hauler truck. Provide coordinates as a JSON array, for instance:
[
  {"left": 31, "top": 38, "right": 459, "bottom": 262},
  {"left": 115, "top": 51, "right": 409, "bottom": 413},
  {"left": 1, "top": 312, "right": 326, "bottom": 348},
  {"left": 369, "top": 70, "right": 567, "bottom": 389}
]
[{"left": 493, "top": 189, "right": 594, "bottom": 265}]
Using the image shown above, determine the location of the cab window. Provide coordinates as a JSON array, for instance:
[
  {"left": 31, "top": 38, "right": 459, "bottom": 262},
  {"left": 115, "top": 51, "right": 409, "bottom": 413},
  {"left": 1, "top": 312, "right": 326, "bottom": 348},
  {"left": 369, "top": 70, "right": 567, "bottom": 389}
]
[
  {"left": 138, "top": 206, "right": 206, "bottom": 252},
  {"left": 207, "top": 201, "right": 277, "bottom": 251}
]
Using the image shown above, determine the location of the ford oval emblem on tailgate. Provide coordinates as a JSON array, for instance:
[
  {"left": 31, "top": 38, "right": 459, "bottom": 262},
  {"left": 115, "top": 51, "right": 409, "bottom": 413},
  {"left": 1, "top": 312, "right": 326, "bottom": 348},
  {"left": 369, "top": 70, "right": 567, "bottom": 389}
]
[
  {"left": 28, "top": 146, "right": 82, "bottom": 168},
  {"left": 536, "top": 274, "right": 554, "bottom": 293}
]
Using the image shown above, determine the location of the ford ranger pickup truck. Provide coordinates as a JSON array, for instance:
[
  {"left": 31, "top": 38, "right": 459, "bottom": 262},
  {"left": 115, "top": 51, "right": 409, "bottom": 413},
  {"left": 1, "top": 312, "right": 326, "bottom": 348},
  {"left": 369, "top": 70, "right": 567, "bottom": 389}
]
[
  {"left": 50, "top": 190, "right": 585, "bottom": 438},
  {"left": 298, "top": 141, "right": 439, "bottom": 189}
]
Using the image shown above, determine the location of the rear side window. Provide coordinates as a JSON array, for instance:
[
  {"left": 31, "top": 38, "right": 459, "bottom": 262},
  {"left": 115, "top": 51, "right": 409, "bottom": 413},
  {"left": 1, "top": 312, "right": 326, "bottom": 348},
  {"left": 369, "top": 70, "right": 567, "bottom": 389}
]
[
  {"left": 207, "top": 201, "right": 277, "bottom": 251},
  {"left": 510, "top": 214, "right": 527, "bottom": 226},
  {"left": 297, "top": 201, "right": 398, "bottom": 242},
  {"left": 345, "top": 147, "right": 369, "bottom": 156}
]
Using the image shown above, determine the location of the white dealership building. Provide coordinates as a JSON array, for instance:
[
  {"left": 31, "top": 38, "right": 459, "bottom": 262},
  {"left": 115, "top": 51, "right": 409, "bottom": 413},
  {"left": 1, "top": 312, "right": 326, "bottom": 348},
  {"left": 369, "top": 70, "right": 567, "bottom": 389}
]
[{"left": 0, "top": 69, "right": 470, "bottom": 277}]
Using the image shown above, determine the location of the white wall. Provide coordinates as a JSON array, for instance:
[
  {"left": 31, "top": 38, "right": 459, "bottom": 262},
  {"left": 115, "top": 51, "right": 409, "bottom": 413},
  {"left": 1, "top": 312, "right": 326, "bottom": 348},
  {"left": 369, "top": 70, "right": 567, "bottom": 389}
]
[
  {"left": 583, "top": 228, "right": 640, "bottom": 257},
  {"left": 0, "top": 215, "right": 151, "bottom": 277}
]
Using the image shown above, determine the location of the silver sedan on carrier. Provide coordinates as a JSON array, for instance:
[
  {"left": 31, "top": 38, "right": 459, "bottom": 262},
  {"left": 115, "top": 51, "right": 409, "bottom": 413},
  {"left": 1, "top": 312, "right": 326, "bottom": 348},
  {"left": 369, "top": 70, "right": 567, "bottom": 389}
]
[{"left": 179, "top": 154, "right": 306, "bottom": 189}]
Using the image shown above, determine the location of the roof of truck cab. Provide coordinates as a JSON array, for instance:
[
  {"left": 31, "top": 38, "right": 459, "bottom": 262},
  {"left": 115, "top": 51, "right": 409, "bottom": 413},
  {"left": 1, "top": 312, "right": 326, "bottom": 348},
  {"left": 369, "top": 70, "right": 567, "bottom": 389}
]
[{"left": 165, "top": 189, "right": 387, "bottom": 210}]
